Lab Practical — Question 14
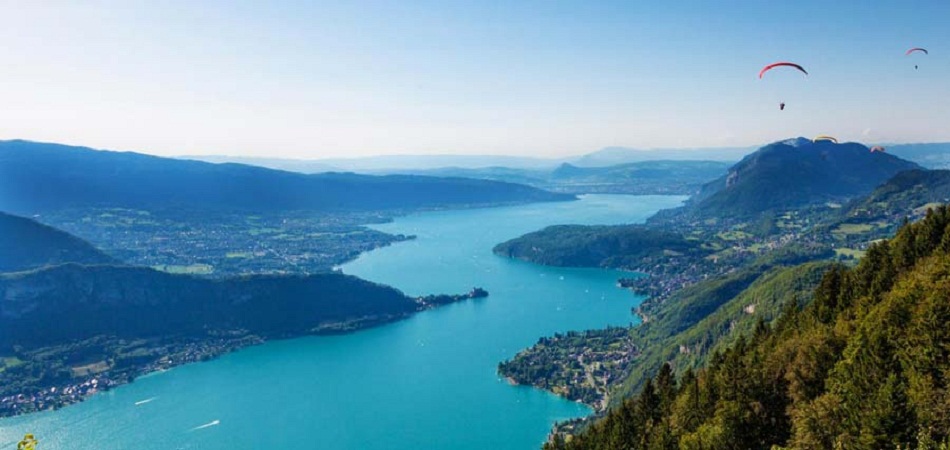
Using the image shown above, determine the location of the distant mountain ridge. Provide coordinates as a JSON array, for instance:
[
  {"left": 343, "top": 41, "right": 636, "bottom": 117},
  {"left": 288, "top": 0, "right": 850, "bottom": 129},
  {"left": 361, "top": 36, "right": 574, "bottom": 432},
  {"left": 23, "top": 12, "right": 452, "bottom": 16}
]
[
  {"left": 0, "top": 211, "right": 115, "bottom": 272},
  {"left": 571, "top": 146, "right": 754, "bottom": 167},
  {"left": 182, "top": 146, "right": 754, "bottom": 174},
  {"left": 0, "top": 140, "right": 572, "bottom": 215},
  {"left": 685, "top": 138, "right": 921, "bottom": 217},
  {"left": 396, "top": 160, "right": 731, "bottom": 195},
  {"left": 494, "top": 138, "right": 923, "bottom": 271},
  {"left": 182, "top": 153, "right": 560, "bottom": 172},
  {"left": 180, "top": 142, "right": 950, "bottom": 175}
]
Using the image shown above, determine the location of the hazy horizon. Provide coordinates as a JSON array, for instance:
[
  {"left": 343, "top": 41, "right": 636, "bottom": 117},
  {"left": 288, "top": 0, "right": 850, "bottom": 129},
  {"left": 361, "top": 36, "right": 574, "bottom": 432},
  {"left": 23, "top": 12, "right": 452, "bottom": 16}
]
[{"left": 2, "top": 1, "right": 948, "bottom": 159}]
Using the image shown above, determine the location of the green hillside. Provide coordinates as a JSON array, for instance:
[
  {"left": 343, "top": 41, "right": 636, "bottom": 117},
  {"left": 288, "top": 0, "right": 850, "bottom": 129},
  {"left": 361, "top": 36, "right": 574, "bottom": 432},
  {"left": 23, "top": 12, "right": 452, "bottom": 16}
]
[
  {"left": 493, "top": 225, "right": 701, "bottom": 268},
  {"left": 0, "top": 211, "right": 115, "bottom": 272},
  {"left": 0, "top": 264, "right": 417, "bottom": 349},
  {"left": 549, "top": 206, "right": 950, "bottom": 449},
  {"left": 499, "top": 246, "right": 833, "bottom": 408},
  {"left": 689, "top": 138, "right": 920, "bottom": 218},
  {"left": 614, "top": 262, "right": 833, "bottom": 401},
  {"left": 841, "top": 169, "right": 950, "bottom": 221}
]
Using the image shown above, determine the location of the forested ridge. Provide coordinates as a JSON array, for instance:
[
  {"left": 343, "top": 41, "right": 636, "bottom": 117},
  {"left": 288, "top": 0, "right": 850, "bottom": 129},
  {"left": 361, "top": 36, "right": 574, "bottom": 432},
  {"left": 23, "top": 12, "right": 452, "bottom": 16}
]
[
  {"left": 549, "top": 206, "right": 950, "bottom": 449},
  {"left": 0, "top": 212, "right": 115, "bottom": 271},
  {"left": 687, "top": 139, "right": 920, "bottom": 218},
  {"left": 0, "top": 140, "right": 571, "bottom": 215},
  {"left": 493, "top": 224, "right": 701, "bottom": 268}
]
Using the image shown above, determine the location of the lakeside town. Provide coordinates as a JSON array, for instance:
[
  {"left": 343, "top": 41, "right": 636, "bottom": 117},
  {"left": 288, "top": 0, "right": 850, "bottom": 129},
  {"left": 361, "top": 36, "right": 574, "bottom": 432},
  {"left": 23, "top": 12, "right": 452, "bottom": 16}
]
[
  {"left": 38, "top": 208, "right": 412, "bottom": 277},
  {"left": 0, "top": 290, "right": 487, "bottom": 418}
]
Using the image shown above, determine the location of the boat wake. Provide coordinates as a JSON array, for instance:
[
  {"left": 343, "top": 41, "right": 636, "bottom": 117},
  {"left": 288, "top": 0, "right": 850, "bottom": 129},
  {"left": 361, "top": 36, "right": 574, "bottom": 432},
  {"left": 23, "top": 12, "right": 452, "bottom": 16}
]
[
  {"left": 190, "top": 420, "right": 221, "bottom": 431},
  {"left": 134, "top": 397, "right": 157, "bottom": 406}
]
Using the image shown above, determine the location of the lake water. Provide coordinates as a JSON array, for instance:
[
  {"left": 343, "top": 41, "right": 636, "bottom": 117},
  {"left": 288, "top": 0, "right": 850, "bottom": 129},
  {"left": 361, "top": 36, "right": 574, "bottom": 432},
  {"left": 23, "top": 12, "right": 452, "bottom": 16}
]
[{"left": 0, "top": 194, "right": 684, "bottom": 450}]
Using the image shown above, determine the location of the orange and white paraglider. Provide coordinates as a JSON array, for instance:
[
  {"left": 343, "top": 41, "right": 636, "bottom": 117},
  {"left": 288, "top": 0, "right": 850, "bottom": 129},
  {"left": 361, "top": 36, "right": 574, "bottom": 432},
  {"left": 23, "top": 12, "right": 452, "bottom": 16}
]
[
  {"left": 870, "top": 146, "right": 886, "bottom": 153},
  {"left": 759, "top": 62, "right": 808, "bottom": 110}
]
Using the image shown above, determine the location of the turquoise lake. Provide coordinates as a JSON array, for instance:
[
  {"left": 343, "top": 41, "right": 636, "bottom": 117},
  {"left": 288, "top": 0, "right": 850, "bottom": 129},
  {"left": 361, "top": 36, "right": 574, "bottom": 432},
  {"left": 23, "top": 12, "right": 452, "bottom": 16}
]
[{"left": 0, "top": 194, "right": 684, "bottom": 450}]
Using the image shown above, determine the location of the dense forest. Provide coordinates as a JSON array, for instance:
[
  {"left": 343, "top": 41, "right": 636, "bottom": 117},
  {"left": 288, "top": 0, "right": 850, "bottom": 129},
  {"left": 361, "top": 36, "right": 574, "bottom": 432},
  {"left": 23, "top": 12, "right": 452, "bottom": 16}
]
[
  {"left": 0, "top": 264, "right": 419, "bottom": 349},
  {"left": 493, "top": 224, "right": 701, "bottom": 268},
  {"left": 548, "top": 206, "right": 950, "bottom": 449},
  {"left": 613, "top": 259, "right": 834, "bottom": 401}
]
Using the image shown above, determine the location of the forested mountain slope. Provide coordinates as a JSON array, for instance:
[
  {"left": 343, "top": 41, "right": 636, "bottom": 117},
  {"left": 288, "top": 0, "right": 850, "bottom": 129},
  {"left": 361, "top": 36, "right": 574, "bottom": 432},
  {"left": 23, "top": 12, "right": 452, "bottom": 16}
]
[
  {"left": 688, "top": 138, "right": 920, "bottom": 217},
  {"left": 550, "top": 206, "right": 950, "bottom": 449},
  {"left": 493, "top": 225, "right": 701, "bottom": 268},
  {"left": 0, "top": 211, "right": 115, "bottom": 272},
  {"left": 0, "top": 264, "right": 416, "bottom": 349}
]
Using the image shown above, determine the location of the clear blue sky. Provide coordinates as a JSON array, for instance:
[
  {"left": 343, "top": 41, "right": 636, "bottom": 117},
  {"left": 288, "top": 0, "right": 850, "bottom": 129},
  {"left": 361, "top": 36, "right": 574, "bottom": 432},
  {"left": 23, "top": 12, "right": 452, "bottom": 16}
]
[{"left": 1, "top": 1, "right": 948, "bottom": 158}]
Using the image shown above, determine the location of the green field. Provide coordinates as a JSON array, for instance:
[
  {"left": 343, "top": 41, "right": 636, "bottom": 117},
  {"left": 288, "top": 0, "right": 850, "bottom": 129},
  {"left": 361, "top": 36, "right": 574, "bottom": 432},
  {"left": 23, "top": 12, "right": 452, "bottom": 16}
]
[
  {"left": 834, "top": 248, "right": 866, "bottom": 259},
  {"left": 832, "top": 223, "right": 874, "bottom": 237},
  {"left": 716, "top": 230, "right": 752, "bottom": 241},
  {"left": 0, "top": 357, "right": 24, "bottom": 373}
]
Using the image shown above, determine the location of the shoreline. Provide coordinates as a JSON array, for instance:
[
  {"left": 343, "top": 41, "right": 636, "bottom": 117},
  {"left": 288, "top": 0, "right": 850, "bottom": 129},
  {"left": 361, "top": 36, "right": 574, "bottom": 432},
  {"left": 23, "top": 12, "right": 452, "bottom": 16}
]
[{"left": 0, "top": 290, "right": 487, "bottom": 419}]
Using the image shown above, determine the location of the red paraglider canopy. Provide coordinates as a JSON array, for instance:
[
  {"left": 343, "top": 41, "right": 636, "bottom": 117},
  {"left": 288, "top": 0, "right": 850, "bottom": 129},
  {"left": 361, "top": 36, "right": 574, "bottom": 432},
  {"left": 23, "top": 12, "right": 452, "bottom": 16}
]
[
  {"left": 759, "top": 62, "right": 808, "bottom": 79},
  {"left": 906, "top": 47, "right": 929, "bottom": 55}
]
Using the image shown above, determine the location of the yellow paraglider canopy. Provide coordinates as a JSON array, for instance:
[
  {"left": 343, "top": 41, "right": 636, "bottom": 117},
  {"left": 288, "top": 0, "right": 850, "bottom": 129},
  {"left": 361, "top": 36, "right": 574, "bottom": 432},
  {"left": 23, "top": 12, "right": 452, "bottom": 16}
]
[{"left": 813, "top": 135, "right": 838, "bottom": 144}]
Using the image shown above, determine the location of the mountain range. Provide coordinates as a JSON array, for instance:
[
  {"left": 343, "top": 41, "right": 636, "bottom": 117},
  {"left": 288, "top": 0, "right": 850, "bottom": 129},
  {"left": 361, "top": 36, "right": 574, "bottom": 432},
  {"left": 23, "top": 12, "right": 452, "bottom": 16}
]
[
  {"left": 496, "top": 138, "right": 923, "bottom": 267},
  {"left": 181, "top": 146, "right": 756, "bottom": 173},
  {"left": 181, "top": 142, "right": 950, "bottom": 175},
  {"left": 393, "top": 160, "right": 732, "bottom": 195},
  {"left": 0, "top": 140, "right": 571, "bottom": 215},
  {"left": 686, "top": 138, "right": 920, "bottom": 217}
]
